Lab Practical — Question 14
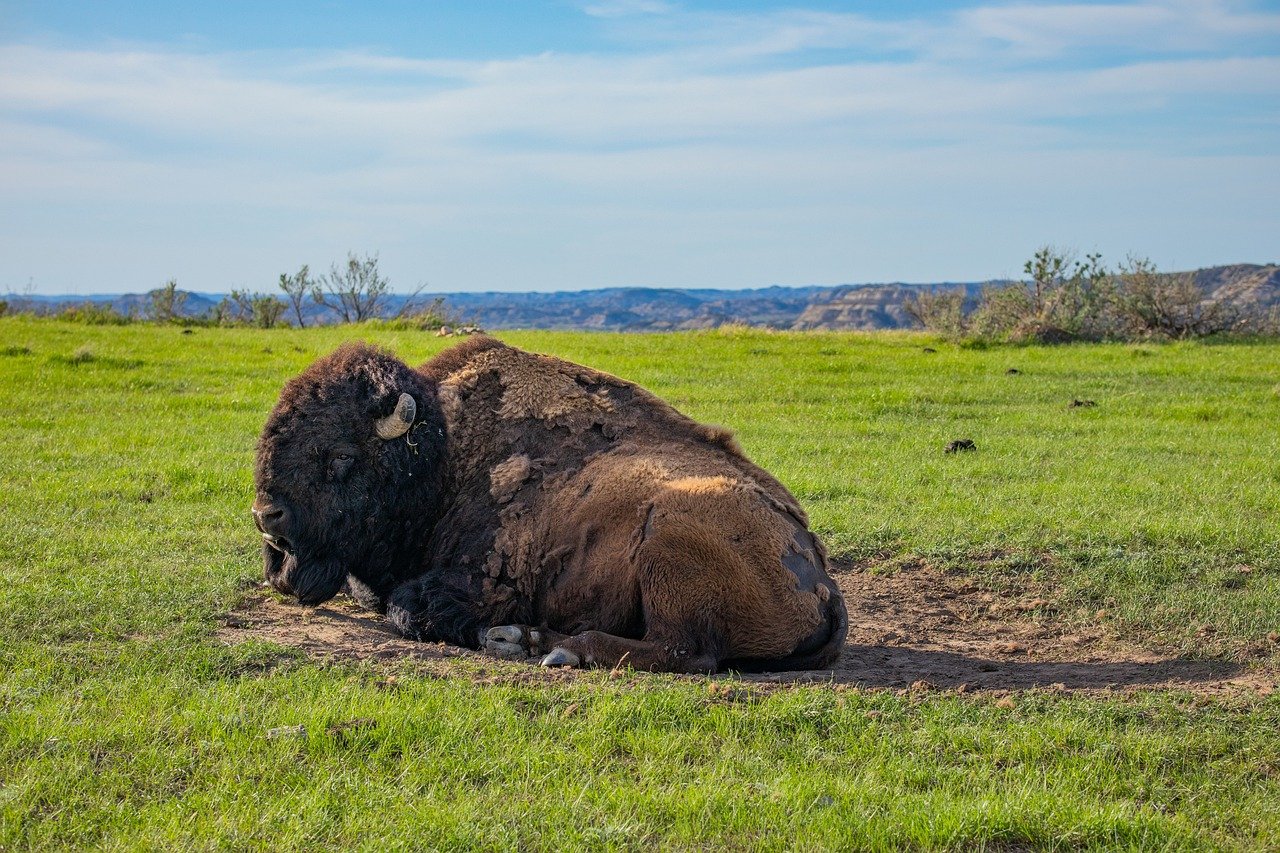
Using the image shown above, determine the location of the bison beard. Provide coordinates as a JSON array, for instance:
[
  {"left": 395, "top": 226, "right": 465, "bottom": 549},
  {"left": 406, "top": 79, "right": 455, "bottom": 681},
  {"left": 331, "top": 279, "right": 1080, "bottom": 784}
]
[{"left": 253, "top": 337, "right": 847, "bottom": 674}]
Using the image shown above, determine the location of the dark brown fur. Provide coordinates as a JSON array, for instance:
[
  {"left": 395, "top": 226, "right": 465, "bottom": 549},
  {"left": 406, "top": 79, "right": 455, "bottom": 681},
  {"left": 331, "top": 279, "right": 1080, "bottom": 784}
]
[{"left": 254, "top": 337, "right": 847, "bottom": 673}]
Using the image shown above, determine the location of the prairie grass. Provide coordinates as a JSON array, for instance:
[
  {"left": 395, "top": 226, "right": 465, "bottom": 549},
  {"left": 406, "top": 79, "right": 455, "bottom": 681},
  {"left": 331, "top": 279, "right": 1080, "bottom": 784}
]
[{"left": 1, "top": 317, "right": 1277, "bottom": 850}]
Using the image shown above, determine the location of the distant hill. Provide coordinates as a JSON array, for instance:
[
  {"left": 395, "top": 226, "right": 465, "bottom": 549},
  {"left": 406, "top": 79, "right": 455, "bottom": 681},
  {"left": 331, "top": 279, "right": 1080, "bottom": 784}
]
[
  {"left": 1192, "top": 264, "right": 1280, "bottom": 313},
  {"left": 440, "top": 286, "right": 829, "bottom": 331},
  {"left": 791, "top": 282, "right": 992, "bottom": 331},
  {"left": 10, "top": 264, "right": 1278, "bottom": 332}
]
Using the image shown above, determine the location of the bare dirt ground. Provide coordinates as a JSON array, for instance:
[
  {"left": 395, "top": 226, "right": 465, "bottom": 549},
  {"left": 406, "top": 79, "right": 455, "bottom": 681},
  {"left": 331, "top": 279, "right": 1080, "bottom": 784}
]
[{"left": 219, "top": 563, "right": 1277, "bottom": 695}]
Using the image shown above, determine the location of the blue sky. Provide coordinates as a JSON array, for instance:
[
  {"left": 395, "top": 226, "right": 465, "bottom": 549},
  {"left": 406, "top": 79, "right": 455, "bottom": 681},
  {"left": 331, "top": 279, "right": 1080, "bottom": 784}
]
[{"left": 1, "top": 1, "right": 1277, "bottom": 295}]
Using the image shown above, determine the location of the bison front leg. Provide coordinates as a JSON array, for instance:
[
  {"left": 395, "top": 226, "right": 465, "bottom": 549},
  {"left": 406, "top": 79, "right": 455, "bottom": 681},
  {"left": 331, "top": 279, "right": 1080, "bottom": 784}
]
[
  {"left": 481, "top": 624, "right": 563, "bottom": 661},
  {"left": 341, "top": 575, "right": 387, "bottom": 613}
]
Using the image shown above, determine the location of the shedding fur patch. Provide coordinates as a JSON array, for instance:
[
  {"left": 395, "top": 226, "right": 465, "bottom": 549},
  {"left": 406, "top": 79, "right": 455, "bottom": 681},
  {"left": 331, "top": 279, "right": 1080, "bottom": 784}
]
[
  {"left": 498, "top": 366, "right": 613, "bottom": 425},
  {"left": 443, "top": 347, "right": 616, "bottom": 431},
  {"left": 489, "top": 454, "right": 533, "bottom": 504}
]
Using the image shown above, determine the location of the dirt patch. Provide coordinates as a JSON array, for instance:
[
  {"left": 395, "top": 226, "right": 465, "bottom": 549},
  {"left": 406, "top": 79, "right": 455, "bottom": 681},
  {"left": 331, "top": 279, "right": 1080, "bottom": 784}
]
[{"left": 219, "top": 564, "right": 1276, "bottom": 695}]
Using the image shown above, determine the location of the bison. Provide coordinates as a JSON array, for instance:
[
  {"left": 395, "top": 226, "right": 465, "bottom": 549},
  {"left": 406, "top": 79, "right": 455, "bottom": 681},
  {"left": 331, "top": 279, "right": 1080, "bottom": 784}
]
[{"left": 252, "top": 337, "right": 847, "bottom": 673}]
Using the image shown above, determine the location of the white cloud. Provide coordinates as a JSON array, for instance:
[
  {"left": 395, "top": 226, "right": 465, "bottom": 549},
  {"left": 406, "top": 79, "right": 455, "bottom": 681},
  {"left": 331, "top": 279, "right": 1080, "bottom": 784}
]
[
  {"left": 583, "top": 0, "right": 674, "bottom": 19},
  {"left": 952, "top": 0, "right": 1280, "bottom": 57}
]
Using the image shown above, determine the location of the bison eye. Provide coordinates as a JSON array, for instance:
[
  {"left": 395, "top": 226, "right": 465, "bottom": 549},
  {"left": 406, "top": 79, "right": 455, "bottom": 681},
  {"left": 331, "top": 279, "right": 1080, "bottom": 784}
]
[{"left": 328, "top": 451, "right": 356, "bottom": 481}]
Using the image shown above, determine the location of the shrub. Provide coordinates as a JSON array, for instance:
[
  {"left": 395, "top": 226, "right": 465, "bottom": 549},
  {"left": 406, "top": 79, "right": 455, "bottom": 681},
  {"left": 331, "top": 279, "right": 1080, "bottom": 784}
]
[
  {"left": 226, "top": 290, "right": 288, "bottom": 329},
  {"left": 57, "top": 301, "right": 132, "bottom": 325},
  {"left": 904, "top": 289, "right": 971, "bottom": 340},
  {"left": 970, "top": 249, "right": 1116, "bottom": 343},
  {"left": 207, "top": 298, "right": 236, "bottom": 327},
  {"left": 311, "top": 252, "right": 432, "bottom": 324},
  {"left": 147, "top": 280, "right": 187, "bottom": 323},
  {"left": 313, "top": 252, "right": 393, "bottom": 323},
  {"left": 397, "top": 297, "right": 458, "bottom": 331},
  {"left": 1113, "top": 257, "right": 1242, "bottom": 339},
  {"left": 909, "top": 248, "right": 1262, "bottom": 344},
  {"left": 278, "top": 266, "right": 312, "bottom": 328}
]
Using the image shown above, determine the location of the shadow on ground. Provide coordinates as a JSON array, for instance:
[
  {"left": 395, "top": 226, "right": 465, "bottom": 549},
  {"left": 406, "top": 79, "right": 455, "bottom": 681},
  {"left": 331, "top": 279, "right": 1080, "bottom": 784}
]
[{"left": 219, "top": 564, "right": 1276, "bottom": 696}]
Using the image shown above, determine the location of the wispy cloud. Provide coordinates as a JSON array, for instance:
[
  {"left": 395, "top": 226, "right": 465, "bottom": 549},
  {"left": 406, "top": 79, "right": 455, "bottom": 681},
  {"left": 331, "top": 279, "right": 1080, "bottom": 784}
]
[
  {"left": 954, "top": 1, "right": 1280, "bottom": 56},
  {"left": 583, "top": 0, "right": 675, "bottom": 19}
]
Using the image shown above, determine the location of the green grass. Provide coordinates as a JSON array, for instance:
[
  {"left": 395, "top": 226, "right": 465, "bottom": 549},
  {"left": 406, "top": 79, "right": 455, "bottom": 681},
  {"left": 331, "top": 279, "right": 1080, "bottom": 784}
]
[{"left": 1, "top": 317, "right": 1278, "bottom": 850}]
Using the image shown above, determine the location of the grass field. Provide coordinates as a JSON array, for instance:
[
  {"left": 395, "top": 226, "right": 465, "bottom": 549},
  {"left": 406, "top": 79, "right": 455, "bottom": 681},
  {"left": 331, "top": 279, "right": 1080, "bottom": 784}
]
[{"left": 1, "top": 317, "right": 1278, "bottom": 850}]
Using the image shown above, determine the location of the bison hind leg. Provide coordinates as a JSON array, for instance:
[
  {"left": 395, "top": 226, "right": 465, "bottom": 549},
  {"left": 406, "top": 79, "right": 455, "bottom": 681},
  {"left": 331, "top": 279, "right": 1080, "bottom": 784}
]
[
  {"left": 539, "top": 631, "right": 719, "bottom": 675},
  {"left": 483, "top": 624, "right": 720, "bottom": 674}
]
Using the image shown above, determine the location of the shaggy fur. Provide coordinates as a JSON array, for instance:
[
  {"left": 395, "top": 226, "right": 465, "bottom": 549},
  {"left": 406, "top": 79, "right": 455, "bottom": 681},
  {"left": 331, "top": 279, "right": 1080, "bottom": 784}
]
[
  {"left": 253, "top": 337, "right": 847, "bottom": 673},
  {"left": 253, "top": 344, "right": 447, "bottom": 605}
]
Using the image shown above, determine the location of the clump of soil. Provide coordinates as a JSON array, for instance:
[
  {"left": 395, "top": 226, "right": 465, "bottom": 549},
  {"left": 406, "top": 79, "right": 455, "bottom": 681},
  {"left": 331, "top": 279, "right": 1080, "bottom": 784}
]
[
  {"left": 944, "top": 439, "right": 977, "bottom": 454},
  {"left": 1069, "top": 399, "right": 1098, "bottom": 408},
  {"left": 219, "top": 563, "right": 1275, "bottom": 695}
]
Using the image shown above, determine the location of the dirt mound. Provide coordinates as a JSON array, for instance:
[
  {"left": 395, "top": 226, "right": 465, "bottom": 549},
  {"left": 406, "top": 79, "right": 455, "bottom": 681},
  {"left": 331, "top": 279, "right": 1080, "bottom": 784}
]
[{"left": 219, "top": 564, "right": 1275, "bottom": 695}]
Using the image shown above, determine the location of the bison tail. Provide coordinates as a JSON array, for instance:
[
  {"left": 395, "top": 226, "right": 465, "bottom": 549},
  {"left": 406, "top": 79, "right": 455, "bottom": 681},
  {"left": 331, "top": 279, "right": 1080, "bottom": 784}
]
[{"left": 722, "top": 588, "right": 848, "bottom": 674}]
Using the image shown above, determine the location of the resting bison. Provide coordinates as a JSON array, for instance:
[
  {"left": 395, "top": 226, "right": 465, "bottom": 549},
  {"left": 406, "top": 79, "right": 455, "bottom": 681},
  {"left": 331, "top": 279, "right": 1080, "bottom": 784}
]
[{"left": 252, "top": 337, "right": 846, "bottom": 673}]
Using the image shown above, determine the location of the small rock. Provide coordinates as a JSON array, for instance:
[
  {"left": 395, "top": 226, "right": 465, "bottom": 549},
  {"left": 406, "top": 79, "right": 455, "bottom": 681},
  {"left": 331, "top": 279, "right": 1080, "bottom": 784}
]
[{"left": 266, "top": 724, "right": 306, "bottom": 739}]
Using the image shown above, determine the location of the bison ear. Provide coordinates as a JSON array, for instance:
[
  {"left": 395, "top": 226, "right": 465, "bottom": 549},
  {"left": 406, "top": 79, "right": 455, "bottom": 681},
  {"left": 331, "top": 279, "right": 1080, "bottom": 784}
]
[{"left": 374, "top": 392, "right": 416, "bottom": 439}]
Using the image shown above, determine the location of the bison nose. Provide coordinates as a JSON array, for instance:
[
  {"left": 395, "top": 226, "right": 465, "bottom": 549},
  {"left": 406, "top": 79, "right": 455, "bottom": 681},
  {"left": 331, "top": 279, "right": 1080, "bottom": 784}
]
[{"left": 251, "top": 500, "right": 293, "bottom": 550}]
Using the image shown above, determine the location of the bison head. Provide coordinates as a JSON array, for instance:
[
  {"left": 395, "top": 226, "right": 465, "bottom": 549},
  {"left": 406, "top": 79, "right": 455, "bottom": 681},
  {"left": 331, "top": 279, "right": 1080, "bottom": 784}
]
[{"left": 252, "top": 343, "right": 447, "bottom": 605}]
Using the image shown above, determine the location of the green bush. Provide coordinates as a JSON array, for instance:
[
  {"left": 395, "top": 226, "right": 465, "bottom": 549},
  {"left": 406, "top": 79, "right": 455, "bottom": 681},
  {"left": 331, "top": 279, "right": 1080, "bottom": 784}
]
[
  {"left": 909, "top": 249, "right": 1256, "bottom": 343},
  {"left": 57, "top": 301, "right": 134, "bottom": 325},
  {"left": 225, "top": 290, "right": 288, "bottom": 328},
  {"left": 147, "top": 279, "right": 186, "bottom": 323}
]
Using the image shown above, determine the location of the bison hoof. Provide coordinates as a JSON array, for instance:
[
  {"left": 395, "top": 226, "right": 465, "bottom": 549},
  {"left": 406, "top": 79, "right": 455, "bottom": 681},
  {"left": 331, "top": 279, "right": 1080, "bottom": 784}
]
[
  {"left": 482, "top": 625, "right": 542, "bottom": 660},
  {"left": 484, "top": 640, "right": 525, "bottom": 660},
  {"left": 486, "top": 625, "right": 524, "bottom": 644},
  {"left": 540, "top": 647, "right": 580, "bottom": 668}
]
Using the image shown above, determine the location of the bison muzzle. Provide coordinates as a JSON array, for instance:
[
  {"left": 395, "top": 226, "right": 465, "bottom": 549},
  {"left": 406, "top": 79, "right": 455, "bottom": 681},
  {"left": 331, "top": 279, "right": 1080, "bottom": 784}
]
[{"left": 253, "top": 337, "right": 847, "bottom": 673}]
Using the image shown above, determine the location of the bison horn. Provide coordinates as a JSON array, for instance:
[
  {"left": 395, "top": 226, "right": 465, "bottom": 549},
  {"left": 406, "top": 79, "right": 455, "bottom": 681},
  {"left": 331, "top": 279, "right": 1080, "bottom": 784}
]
[{"left": 375, "top": 393, "right": 416, "bottom": 439}]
